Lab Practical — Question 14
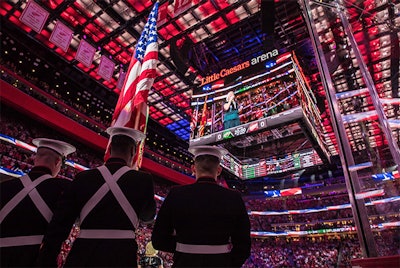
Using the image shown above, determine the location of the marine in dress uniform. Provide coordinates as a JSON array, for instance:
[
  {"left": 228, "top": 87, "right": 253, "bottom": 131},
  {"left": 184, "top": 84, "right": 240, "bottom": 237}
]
[
  {"left": 152, "top": 146, "right": 251, "bottom": 267},
  {"left": 37, "top": 127, "right": 157, "bottom": 267},
  {"left": 0, "top": 138, "right": 76, "bottom": 267}
]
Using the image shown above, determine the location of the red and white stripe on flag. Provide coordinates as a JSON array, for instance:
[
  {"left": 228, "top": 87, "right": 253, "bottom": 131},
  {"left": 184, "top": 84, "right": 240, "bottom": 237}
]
[
  {"left": 105, "top": 2, "right": 159, "bottom": 167},
  {"left": 112, "top": 2, "right": 159, "bottom": 128}
]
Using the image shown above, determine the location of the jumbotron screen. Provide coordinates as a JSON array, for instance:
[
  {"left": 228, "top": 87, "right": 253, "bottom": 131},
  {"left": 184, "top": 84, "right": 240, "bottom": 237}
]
[
  {"left": 189, "top": 51, "right": 328, "bottom": 179},
  {"left": 189, "top": 51, "right": 299, "bottom": 145}
]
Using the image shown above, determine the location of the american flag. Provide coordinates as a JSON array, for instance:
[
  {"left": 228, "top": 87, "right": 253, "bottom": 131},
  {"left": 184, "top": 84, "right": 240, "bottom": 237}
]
[
  {"left": 198, "top": 96, "right": 208, "bottom": 137},
  {"left": 107, "top": 2, "right": 159, "bottom": 168},
  {"left": 189, "top": 109, "right": 198, "bottom": 139}
]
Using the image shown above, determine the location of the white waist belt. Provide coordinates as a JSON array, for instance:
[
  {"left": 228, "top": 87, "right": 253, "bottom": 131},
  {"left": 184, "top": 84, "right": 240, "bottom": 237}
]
[
  {"left": 0, "top": 235, "right": 44, "bottom": 247},
  {"left": 79, "top": 229, "right": 135, "bottom": 239},
  {"left": 176, "top": 242, "right": 231, "bottom": 254}
]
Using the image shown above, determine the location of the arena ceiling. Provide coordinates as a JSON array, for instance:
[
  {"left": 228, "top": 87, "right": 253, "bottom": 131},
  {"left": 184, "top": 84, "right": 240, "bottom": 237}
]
[
  {"left": 1, "top": 0, "right": 399, "bottom": 170},
  {"left": 1, "top": 0, "right": 312, "bottom": 140}
]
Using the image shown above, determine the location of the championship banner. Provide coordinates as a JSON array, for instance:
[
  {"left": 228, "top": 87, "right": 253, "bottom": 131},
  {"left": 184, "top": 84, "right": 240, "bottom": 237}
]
[
  {"left": 97, "top": 56, "right": 115, "bottom": 81},
  {"left": 157, "top": 1, "right": 169, "bottom": 26},
  {"left": 75, "top": 40, "right": 96, "bottom": 68},
  {"left": 49, "top": 21, "right": 73, "bottom": 52},
  {"left": 19, "top": 0, "right": 49, "bottom": 33},
  {"left": 174, "top": 0, "right": 192, "bottom": 17},
  {"left": 116, "top": 70, "right": 126, "bottom": 90}
]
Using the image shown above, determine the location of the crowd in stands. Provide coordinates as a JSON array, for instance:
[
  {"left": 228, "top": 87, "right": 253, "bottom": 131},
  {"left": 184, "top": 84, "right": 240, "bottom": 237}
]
[
  {"left": 246, "top": 191, "right": 351, "bottom": 212},
  {"left": 246, "top": 236, "right": 348, "bottom": 267},
  {"left": 1, "top": 57, "right": 192, "bottom": 173},
  {"left": 0, "top": 108, "right": 104, "bottom": 178},
  {"left": 0, "top": 66, "right": 109, "bottom": 133},
  {"left": 56, "top": 211, "right": 399, "bottom": 268},
  {"left": 246, "top": 186, "right": 399, "bottom": 231},
  {"left": 0, "top": 71, "right": 191, "bottom": 176},
  {"left": 246, "top": 231, "right": 399, "bottom": 267}
]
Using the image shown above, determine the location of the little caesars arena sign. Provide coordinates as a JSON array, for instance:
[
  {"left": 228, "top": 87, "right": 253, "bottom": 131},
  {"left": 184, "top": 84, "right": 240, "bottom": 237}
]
[{"left": 199, "top": 49, "right": 279, "bottom": 86}]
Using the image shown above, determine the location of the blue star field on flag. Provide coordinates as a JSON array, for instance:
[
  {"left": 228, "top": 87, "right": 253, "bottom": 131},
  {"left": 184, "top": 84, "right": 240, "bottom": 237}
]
[{"left": 135, "top": 2, "right": 159, "bottom": 62}]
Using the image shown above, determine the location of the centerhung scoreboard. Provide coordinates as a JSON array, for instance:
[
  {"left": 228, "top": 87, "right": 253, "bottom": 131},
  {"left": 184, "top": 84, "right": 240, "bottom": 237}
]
[{"left": 189, "top": 51, "right": 331, "bottom": 180}]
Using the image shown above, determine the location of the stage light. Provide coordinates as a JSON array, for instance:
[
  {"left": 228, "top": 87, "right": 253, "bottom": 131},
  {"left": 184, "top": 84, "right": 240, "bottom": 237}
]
[
  {"left": 202, "top": 84, "right": 212, "bottom": 91},
  {"left": 265, "top": 60, "right": 276, "bottom": 69}
]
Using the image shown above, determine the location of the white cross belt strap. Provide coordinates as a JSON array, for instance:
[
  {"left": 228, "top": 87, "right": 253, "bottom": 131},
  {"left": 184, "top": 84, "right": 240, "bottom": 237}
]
[
  {"left": 176, "top": 243, "right": 231, "bottom": 254},
  {"left": 0, "top": 174, "right": 53, "bottom": 224},
  {"left": 0, "top": 235, "right": 44, "bottom": 248},
  {"left": 79, "top": 229, "right": 135, "bottom": 239},
  {"left": 79, "top": 166, "right": 139, "bottom": 230},
  {"left": 20, "top": 174, "right": 54, "bottom": 223}
]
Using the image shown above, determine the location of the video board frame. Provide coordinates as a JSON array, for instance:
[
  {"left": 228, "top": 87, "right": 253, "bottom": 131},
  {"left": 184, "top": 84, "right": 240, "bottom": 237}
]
[{"left": 189, "top": 51, "right": 328, "bottom": 179}]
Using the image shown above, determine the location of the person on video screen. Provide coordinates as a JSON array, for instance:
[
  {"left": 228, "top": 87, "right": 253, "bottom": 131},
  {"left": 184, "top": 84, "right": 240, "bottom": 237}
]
[{"left": 223, "top": 91, "right": 241, "bottom": 129}]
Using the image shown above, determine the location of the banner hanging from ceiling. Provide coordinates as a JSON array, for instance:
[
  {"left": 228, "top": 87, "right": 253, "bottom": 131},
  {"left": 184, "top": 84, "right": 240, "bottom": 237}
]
[
  {"left": 158, "top": 2, "right": 169, "bottom": 26},
  {"left": 174, "top": 0, "right": 192, "bottom": 17},
  {"left": 98, "top": 56, "right": 115, "bottom": 81},
  {"left": 75, "top": 39, "right": 96, "bottom": 68},
  {"left": 19, "top": 0, "right": 49, "bottom": 33},
  {"left": 49, "top": 21, "right": 73, "bottom": 52}
]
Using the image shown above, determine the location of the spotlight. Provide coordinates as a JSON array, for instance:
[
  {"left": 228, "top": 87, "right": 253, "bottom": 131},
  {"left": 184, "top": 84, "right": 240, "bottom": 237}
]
[{"left": 265, "top": 60, "right": 276, "bottom": 69}]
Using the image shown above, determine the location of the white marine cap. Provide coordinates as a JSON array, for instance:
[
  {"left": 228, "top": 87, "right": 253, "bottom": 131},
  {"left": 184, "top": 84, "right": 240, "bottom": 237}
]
[
  {"left": 106, "top": 126, "right": 146, "bottom": 142},
  {"left": 188, "top": 145, "right": 229, "bottom": 160},
  {"left": 32, "top": 138, "right": 76, "bottom": 157}
]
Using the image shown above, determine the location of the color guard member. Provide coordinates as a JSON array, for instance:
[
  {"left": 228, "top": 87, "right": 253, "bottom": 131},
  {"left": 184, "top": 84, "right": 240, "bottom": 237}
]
[
  {"left": 37, "top": 127, "right": 156, "bottom": 267},
  {"left": 0, "top": 138, "right": 76, "bottom": 267},
  {"left": 152, "top": 145, "right": 251, "bottom": 267}
]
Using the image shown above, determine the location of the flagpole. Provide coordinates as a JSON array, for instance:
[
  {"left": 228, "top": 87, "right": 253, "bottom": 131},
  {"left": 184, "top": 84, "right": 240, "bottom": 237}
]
[{"left": 133, "top": 103, "right": 143, "bottom": 130}]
